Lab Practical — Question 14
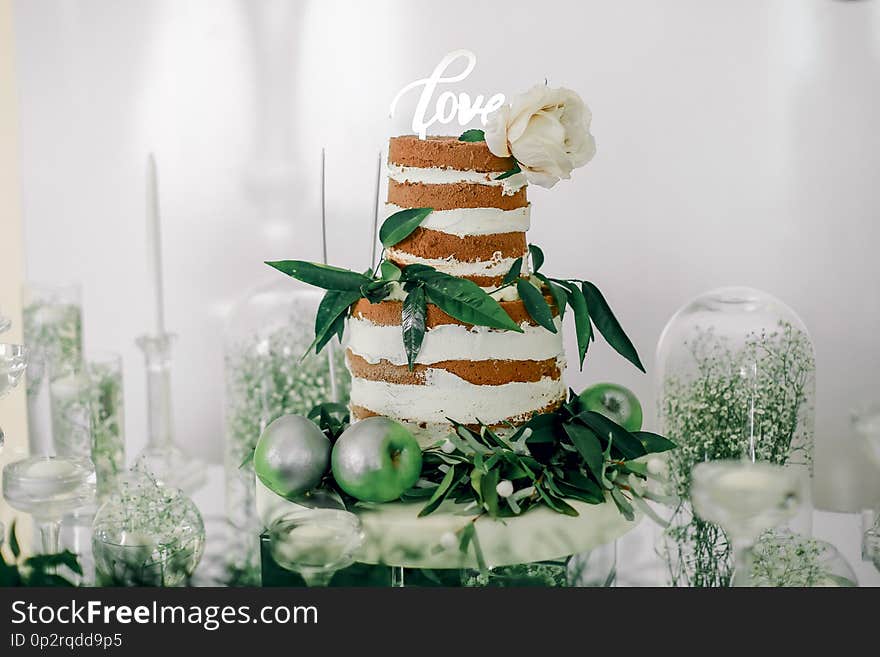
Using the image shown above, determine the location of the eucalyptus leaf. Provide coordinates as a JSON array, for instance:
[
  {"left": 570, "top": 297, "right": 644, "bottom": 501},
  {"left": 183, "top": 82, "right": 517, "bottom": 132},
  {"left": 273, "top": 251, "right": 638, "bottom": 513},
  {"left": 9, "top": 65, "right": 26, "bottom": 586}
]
[
  {"left": 418, "top": 465, "right": 457, "bottom": 517},
  {"left": 563, "top": 422, "right": 604, "bottom": 481},
  {"left": 458, "top": 129, "right": 485, "bottom": 142},
  {"left": 502, "top": 257, "right": 523, "bottom": 286},
  {"left": 495, "top": 162, "right": 522, "bottom": 181},
  {"left": 577, "top": 411, "right": 647, "bottom": 460},
  {"left": 535, "top": 273, "right": 567, "bottom": 319},
  {"left": 480, "top": 468, "right": 500, "bottom": 516},
  {"left": 528, "top": 244, "right": 545, "bottom": 273},
  {"left": 380, "top": 260, "right": 402, "bottom": 281},
  {"left": 406, "top": 267, "right": 523, "bottom": 332},
  {"left": 635, "top": 431, "right": 677, "bottom": 453},
  {"left": 402, "top": 285, "right": 427, "bottom": 371},
  {"left": 379, "top": 207, "right": 433, "bottom": 248},
  {"left": 517, "top": 279, "right": 557, "bottom": 333},
  {"left": 265, "top": 260, "right": 371, "bottom": 291},
  {"left": 581, "top": 281, "right": 645, "bottom": 372},
  {"left": 556, "top": 280, "right": 592, "bottom": 368}
]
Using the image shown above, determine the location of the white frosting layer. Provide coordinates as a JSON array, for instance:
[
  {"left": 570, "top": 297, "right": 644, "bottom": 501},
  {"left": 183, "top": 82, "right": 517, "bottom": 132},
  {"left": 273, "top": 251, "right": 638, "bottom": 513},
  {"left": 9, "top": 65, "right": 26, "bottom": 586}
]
[
  {"left": 387, "top": 164, "right": 527, "bottom": 196},
  {"left": 346, "top": 317, "right": 564, "bottom": 366},
  {"left": 385, "top": 203, "right": 530, "bottom": 238},
  {"left": 350, "top": 371, "right": 566, "bottom": 425},
  {"left": 386, "top": 248, "right": 523, "bottom": 278}
]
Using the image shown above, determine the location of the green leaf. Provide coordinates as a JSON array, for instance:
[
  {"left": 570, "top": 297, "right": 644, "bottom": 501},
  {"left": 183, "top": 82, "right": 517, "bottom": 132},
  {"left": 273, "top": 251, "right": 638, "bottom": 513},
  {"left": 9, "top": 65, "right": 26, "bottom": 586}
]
[
  {"left": 379, "top": 208, "right": 433, "bottom": 248},
  {"left": 380, "top": 260, "right": 402, "bottom": 281},
  {"left": 556, "top": 280, "right": 592, "bottom": 368},
  {"left": 528, "top": 244, "right": 545, "bottom": 273},
  {"left": 406, "top": 267, "right": 523, "bottom": 332},
  {"left": 563, "top": 423, "right": 604, "bottom": 481},
  {"left": 458, "top": 129, "right": 486, "bottom": 142},
  {"left": 581, "top": 281, "right": 645, "bottom": 372},
  {"left": 634, "top": 431, "right": 676, "bottom": 454},
  {"left": 360, "top": 280, "right": 391, "bottom": 304},
  {"left": 480, "top": 468, "right": 500, "bottom": 516},
  {"left": 25, "top": 551, "right": 83, "bottom": 577},
  {"left": 495, "top": 162, "right": 522, "bottom": 181},
  {"left": 418, "top": 466, "right": 457, "bottom": 517},
  {"left": 517, "top": 279, "right": 557, "bottom": 333},
  {"left": 535, "top": 273, "right": 567, "bottom": 319},
  {"left": 9, "top": 520, "right": 20, "bottom": 559},
  {"left": 239, "top": 450, "right": 254, "bottom": 470},
  {"left": 315, "top": 312, "right": 347, "bottom": 354},
  {"left": 401, "top": 285, "right": 427, "bottom": 371},
  {"left": 502, "top": 257, "right": 523, "bottom": 286},
  {"left": 577, "top": 411, "right": 647, "bottom": 460},
  {"left": 310, "top": 289, "right": 360, "bottom": 355},
  {"left": 564, "top": 469, "right": 604, "bottom": 497},
  {"left": 610, "top": 487, "right": 636, "bottom": 521},
  {"left": 266, "top": 260, "right": 372, "bottom": 291}
]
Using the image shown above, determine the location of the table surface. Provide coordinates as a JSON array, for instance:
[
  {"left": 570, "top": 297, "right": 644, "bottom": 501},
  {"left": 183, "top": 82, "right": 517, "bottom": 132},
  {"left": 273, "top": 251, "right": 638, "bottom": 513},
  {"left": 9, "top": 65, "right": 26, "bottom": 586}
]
[{"left": 190, "top": 465, "right": 880, "bottom": 587}]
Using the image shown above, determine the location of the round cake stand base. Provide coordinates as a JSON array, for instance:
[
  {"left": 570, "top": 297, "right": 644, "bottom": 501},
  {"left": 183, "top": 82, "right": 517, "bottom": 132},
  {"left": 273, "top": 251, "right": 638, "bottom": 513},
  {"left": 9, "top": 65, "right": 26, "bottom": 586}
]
[{"left": 256, "top": 478, "right": 640, "bottom": 569}]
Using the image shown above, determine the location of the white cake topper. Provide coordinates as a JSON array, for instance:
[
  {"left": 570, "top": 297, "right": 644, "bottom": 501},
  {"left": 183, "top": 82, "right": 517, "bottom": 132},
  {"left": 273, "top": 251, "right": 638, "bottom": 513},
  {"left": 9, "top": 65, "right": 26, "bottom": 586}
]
[{"left": 389, "top": 49, "right": 505, "bottom": 140}]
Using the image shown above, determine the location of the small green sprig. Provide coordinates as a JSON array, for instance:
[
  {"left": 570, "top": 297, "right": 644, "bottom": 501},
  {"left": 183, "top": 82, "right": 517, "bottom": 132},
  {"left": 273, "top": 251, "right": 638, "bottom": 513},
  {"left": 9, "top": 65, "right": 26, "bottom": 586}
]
[
  {"left": 0, "top": 521, "right": 82, "bottom": 587},
  {"left": 405, "top": 389, "right": 675, "bottom": 521}
]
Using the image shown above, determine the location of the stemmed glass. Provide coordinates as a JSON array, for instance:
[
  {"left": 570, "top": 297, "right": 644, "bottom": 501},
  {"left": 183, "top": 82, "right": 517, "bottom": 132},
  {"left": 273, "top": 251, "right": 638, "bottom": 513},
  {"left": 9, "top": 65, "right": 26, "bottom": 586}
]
[
  {"left": 268, "top": 497, "right": 364, "bottom": 587},
  {"left": 690, "top": 460, "right": 805, "bottom": 587},
  {"left": 2, "top": 455, "right": 95, "bottom": 554},
  {"left": 852, "top": 402, "right": 880, "bottom": 571},
  {"left": 0, "top": 343, "right": 30, "bottom": 542}
]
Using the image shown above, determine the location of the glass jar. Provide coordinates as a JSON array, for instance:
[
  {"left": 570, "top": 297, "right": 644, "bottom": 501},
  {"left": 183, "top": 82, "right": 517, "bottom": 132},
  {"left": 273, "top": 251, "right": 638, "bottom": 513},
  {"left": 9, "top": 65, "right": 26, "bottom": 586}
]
[
  {"left": 656, "top": 286, "right": 815, "bottom": 587},
  {"left": 222, "top": 279, "right": 350, "bottom": 581}
]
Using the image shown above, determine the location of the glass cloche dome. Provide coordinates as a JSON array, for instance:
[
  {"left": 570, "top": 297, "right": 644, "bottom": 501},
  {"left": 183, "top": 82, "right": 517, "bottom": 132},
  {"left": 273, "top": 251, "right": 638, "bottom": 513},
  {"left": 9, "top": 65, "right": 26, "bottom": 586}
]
[
  {"left": 222, "top": 278, "right": 350, "bottom": 581},
  {"left": 655, "top": 286, "right": 816, "bottom": 587}
]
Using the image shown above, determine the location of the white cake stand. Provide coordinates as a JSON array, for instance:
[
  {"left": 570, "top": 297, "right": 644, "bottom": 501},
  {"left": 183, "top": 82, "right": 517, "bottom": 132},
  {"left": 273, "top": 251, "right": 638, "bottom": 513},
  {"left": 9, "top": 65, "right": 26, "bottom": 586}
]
[{"left": 256, "top": 478, "right": 640, "bottom": 569}]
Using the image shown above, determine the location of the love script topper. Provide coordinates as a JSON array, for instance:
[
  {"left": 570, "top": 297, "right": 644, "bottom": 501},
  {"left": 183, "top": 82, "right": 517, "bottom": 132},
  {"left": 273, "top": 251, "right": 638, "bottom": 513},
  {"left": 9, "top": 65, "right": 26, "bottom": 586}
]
[{"left": 390, "top": 50, "right": 505, "bottom": 140}]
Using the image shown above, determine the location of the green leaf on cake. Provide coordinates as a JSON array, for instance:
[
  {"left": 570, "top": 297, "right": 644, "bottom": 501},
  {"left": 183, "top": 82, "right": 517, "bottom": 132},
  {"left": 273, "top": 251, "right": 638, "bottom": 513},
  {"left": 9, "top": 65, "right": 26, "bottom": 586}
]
[
  {"left": 310, "top": 289, "right": 361, "bottom": 355},
  {"left": 528, "top": 243, "right": 545, "bottom": 273},
  {"left": 401, "top": 284, "right": 427, "bottom": 371},
  {"left": 379, "top": 207, "right": 433, "bottom": 248},
  {"left": 563, "top": 422, "right": 604, "bottom": 482},
  {"left": 418, "top": 465, "right": 457, "bottom": 517},
  {"left": 502, "top": 257, "right": 523, "bottom": 286},
  {"left": 535, "top": 273, "right": 567, "bottom": 319},
  {"left": 266, "top": 260, "right": 372, "bottom": 292},
  {"left": 516, "top": 279, "right": 557, "bottom": 333},
  {"left": 634, "top": 431, "right": 677, "bottom": 454},
  {"left": 495, "top": 161, "right": 522, "bottom": 181},
  {"left": 458, "top": 129, "right": 485, "bottom": 142},
  {"left": 555, "top": 280, "right": 592, "bottom": 369},
  {"left": 577, "top": 410, "right": 647, "bottom": 460},
  {"left": 404, "top": 266, "right": 523, "bottom": 333},
  {"left": 380, "top": 260, "right": 402, "bottom": 281},
  {"left": 581, "top": 281, "right": 645, "bottom": 373}
]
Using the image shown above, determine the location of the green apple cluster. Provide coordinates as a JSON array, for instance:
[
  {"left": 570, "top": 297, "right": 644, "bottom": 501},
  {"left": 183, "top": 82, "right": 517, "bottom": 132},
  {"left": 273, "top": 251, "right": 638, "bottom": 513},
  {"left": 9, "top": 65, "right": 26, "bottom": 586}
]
[{"left": 253, "top": 414, "right": 422, "bottom": 505}]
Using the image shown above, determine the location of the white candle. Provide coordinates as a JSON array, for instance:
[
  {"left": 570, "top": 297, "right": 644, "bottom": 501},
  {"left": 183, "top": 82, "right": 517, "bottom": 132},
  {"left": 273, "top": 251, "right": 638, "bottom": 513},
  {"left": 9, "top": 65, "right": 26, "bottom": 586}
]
[{"left": 146, "top": 153, "right": 166, "bottom": 335}]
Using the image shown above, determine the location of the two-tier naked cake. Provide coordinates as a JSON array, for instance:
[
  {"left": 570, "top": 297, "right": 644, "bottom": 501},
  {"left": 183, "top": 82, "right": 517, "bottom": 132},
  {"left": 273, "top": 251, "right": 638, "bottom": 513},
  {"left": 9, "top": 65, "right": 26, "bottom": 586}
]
[{"left": 345, "top": 136, "right": 566, "bottom": 444}]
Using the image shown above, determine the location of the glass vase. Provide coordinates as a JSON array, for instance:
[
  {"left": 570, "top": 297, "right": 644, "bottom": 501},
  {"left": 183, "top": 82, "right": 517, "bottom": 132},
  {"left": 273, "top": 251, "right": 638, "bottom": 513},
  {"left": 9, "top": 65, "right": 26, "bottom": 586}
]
[
  {"left": 22, "top": 283, "right": 84, "bottom": 454},
  {"left": 222, "top": 279, "right": 350, "bottom": 581},
  {"left": 656, "top": 286, "right": 815, "bottom": 587}
]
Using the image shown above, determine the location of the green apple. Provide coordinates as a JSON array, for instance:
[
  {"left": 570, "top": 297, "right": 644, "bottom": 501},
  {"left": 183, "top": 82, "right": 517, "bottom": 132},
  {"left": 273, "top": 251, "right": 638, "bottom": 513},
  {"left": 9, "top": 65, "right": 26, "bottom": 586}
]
[
  {"left": 331, "top": 417, "right": 422, "bottom": 503},
  {"left": 579, "top": 383, "right": 643, "bottom": 432},
  {"left": 254, "top": 414, "right": 331, "bottom": 500}
]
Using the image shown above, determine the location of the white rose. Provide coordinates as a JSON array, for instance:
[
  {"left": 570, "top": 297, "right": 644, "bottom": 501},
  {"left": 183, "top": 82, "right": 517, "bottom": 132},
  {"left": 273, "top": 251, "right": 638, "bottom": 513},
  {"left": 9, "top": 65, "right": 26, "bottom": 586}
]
[{"left": 485, "top": 85, "right": 596, "bottom": 189}]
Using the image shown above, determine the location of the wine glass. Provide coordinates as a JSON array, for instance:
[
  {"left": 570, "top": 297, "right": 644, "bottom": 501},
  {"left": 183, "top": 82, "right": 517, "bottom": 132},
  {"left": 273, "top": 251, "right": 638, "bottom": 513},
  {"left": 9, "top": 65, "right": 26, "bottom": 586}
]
[
  {"left": 268, "top": 507, "right": 364, "bottom": 587},
  {"left": 690, "top": 460, "right": 805, "bottom": 587},
  {"left": 2, "top": 455, "right": 95, "bottom": 554},
  {"left": 0, "top": 344, "right": 29, "bottom": 543},
  {"left": 852, "top": 402, "right": 880, "bottom": 572}
]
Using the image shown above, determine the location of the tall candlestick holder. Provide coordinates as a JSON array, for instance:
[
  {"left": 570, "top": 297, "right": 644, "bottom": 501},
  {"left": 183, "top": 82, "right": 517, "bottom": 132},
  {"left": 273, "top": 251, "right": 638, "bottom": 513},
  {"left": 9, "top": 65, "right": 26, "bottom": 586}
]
[{"left": 133, "top": 333, "right": 204, "bottom": 493}]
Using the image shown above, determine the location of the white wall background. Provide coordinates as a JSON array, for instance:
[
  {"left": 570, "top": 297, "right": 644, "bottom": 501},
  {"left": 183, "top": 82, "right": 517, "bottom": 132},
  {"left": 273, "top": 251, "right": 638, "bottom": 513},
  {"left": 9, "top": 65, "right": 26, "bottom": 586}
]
[{"left": 11, "top": 0, "right": 880, "bottom": 510}]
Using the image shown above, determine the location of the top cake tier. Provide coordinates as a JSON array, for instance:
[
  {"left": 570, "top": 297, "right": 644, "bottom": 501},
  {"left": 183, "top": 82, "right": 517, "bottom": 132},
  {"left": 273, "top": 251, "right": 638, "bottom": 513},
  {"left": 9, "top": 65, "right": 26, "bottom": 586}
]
[{"left": 386, "top": 136, "right": 530, "bottom": 288}]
